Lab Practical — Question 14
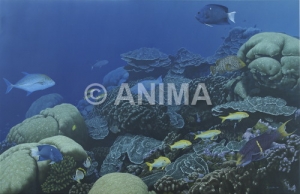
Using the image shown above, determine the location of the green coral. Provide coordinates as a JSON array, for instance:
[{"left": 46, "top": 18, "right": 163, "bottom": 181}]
[
  {"left": 237, "top": 32, "right": 300, "bottom": 95},
  {"left": 41, "top": 155, "right": 77, "bottom": 193},
  {"left": 89, "top": 173, "right": 154, "bottom": 194},
  {"left": 6, "top": 103, "right": 88, "bottom": 145}
]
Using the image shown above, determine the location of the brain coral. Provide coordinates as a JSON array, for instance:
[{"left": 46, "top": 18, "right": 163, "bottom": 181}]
[
  {"left": 6, "top": 103, "right": 88, "bottom": 145},
  {"left": 89, "top": 173, "right": 154, "bottom": 194},
  {"left": 237, "top": 32, "right": 300, "bottom": 96}
]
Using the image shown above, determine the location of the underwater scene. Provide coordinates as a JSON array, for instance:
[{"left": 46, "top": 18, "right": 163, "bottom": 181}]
[{"left": 0, "top": 0, "right": 299, "bottom": 194}]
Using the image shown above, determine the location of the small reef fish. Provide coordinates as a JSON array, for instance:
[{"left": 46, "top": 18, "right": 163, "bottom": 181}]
[
  {"left": 146, "top": 156, "right": 171, "bottom": 171},
  {"left": 31, "top": 145, "right": 63, "bottom": 164},
  {"left": 72, "top": 125, "right": 76, "bottom": 131},
  {"left": 219, "top": 112, "right": 249, "bottom": 123},
  {"left": 91, "top": 60, "right": 108, "bottom": 70},
  {"left": 73, "top": 167, "right": 86, "bottom": 183},
  {"left": 170, "top": 140, "right": 192, "bottom": 150},
  {"left": 210, "top": 56, "right": 246, "bottom": 75},
  {"left": 194, "top": 129, "right": 221, "bottom": 140},
  {"left": 237, "top": 120, "right": 294, "bottom": 167},
  {"left": 130, "top": 76, "right": 162, "bottom": 95},
  {"left": 195, "top": 4, "right": 236, "bottom": 27},
  {"left": 83, "top": 157, "right": 91, "bottom": 168},
  {"left": 3, "top": 72, "right": 55, "bottom": 96}
]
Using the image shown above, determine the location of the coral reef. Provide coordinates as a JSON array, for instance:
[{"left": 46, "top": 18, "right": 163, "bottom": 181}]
[
  {"left": 6, "top": 103, "right": 88, "bottom": 145},
  {"left": 153, "top": 175, "right": 188, "bottom": 194},
  {"left": 102, "top": 66, "right": 129, "bottom": 87},
  {"left": 89, "top": 173, "right": 155, "bottom": 194},
  {"left": 41, "top": 155, "right": 77, "bottom": 193},
  {"left": 69, "top": 183, "right": 94, "bottom": 194},
  {"left": 121, "top": 47, "right": 171, "bottom": 76},
  {"left": 85, "top": 116, "right": 109, "bottom": 140},
  {"left": 237, "top": 32, "right": 300, "bottom": 98},
  {"left": 100, "top": 134, "right": 162, "bottom": 176},
  {"left": 25, "top": 93, "right": 63, "bottom": 118},
  {"left": 207, "top": 26, "right": 261, "bottom": 64},
  {"left": 169, "top": 47, "right": 206, "bottom": 76},
  {"left": 212, "top": 96, "right": 297, "bottom": 116}
]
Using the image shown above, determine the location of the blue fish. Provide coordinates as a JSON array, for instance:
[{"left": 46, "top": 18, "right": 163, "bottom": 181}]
[
  {"left": 3, "top": 72, "right": 55, "bottom": 96},
  {"left": 31, "top": 145, "right": 63, "bottom": 164},
  {"left": 195, "top": 4, "right": 236, "bottom": 27},
  {"left": 130, "top": 76, "right": 162, "bottom": 95}
]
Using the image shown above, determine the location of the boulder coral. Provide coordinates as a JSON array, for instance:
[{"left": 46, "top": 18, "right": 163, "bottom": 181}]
[
  {"left": 0, "top": 135, "right": 87, "bottom": 194},
  {"left": 237, "top": 32, "right": 300, "bottom": 94},
  {"left": 88, "top": 172, "right": 155, "bottom": 194},
  {"left": 6, "top": 103, "right": 88, "bottom": 145}
]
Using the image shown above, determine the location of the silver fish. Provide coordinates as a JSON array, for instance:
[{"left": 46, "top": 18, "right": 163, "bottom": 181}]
[
  {"left": 91, "top": 60, "right": 108, "bottom": 70},
  {"left": 3, "top": 72, "right": 55, "bottom": 96}
]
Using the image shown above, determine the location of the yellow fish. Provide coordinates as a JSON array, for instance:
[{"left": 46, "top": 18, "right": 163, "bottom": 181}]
[
  {"left": 210, "top": 55, "right": 246, "bottom": 75},
  {"left": 145, "top": 156, "right": 171, "bottom": 171},
  {"left": 219, "top": 112, "right": 249, "bottom": 123},
  {"left": 194, "top": 129, "right": 221, "bottom": 140},
  {"left": 170, "top": 140, "right": 192, "bottom": 150},
  {"left": 72, "top": 125, "right": 76, "bottom": 131}
]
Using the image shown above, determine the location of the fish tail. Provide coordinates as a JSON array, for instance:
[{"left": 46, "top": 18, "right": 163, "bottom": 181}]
[
  {"left": 30, "top": 147, "right": 40, "bottom": 160},
  {"left": 210, "top": 66, "right": 216, "bottom": 75},
  {"left": 228, "top": 11, "right": 236, "bottom": 23},
  {"left": 236, "top": 153, "right": 243, "bottom": 166},
  {"left": 145, "top": 162, "right": 153, "bottom": 171},
  {"left": 3, "top": 78, "right": 13, "bottom": 94},
  {"left": 219, "top": 116, "right": 226, "bottom": 123},
  {"left": 277, "top": 119, "right": 296, "bottom": 138}
]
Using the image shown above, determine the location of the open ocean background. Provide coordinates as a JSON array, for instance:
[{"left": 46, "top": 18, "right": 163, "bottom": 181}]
[{"left": 0, "top": 0, "right": 299, "bottom": 141}]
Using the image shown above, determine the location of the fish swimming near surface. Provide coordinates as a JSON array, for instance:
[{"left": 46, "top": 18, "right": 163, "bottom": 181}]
[
  {"left": 3, "top": 72, "right": 55, "bottom": 96},
  {"left": 219, "top": 112, "right": 249, "bottom": 123},
  {"left": 194, "top": 129, "right": 221, "bottom": 140},
  {"left": 169, "top": 140, "right": 192, "bottom": 150},
  {"left": 73, "top": 168, "right": 86, "bottom": 183},
  {"left": 195, "top": 4, "right": 236, "bottom": 27},
  {"left": 237, "top": 120, "right": 295, "bottom": 167},
  {"left": 130, "top": 76, "right": 162, "bottom": 95},
  {"left": 83, "top": 157, "right": 91, "bottom": 168},
  {"left": 146, "top": 156, "right": 171, "bottom": 171},
  {"left": 31, "top": 144, "right": 63, "bottom": 164},
  {"left": 210, "top": 56, "right": 246, "bottom": 75},
  {"left": 91, "top": 60, "right": 108, "bottom": 70}
]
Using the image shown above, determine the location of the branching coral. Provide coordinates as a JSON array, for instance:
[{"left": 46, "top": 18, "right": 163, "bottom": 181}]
[{"left": 41, "top": 155, "right": 77, "bottom": 193}]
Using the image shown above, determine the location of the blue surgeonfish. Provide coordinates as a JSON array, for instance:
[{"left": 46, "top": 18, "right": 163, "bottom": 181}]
[
  {"left": 130, "top": 76, "right": 162, "bottom": 95},
  {"left": 31, "top": 144, "right": 63, "bottom": 164},
  {"left": 195, "top": 4, "right": 236, "bottom": 27},
  {"left": 3, "top": 72, "right": 55, "bottom": 96},
  {"left": 237, "top": 120, "right": 295, "bottom": 167}
]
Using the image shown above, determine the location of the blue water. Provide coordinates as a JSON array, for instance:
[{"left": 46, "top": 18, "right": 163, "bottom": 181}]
[{"left": 0, "top": 0, "right": 298, "bottom": 139}]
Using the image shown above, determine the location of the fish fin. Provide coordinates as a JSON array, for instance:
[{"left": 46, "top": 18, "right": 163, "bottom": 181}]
[
  {"left": 3, "top": 78, "right": 14, "bottom": 94},
  {"left": 228, "top": 11, "right": 236, "bottom": 23},
  {"left": 205, "top": 23, "right": 213, "bottom": 27},
  {"left": 26, "top": 91, "right": 32, "bottom": 96},
  {"left": 238, "top": 119, "right": 242, "bottom": 122},
  {"left": 49, "top": 161, "right": 55, "bottom": 165},
  {"left": 21, "top": 72, "right": 29, "bottom": 75},
  {"left": 30, "top": 147, "right": 39, "bottom": 158},
  {"left": 236, "top": 153, "right": 243, "bottom": 166},
  {"left": 277, "top": 119, "right": 295, "bottom": 138},
  {"left": 219, "top": 116, "right": 226, "bottom": 123},
  {"left": 145, "top": 162, "right": 153, "bottom": 171}
]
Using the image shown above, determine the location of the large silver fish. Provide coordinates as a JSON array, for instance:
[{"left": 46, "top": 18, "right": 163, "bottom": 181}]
[
  {"left": 3, "top": 72, "right": 55, "bottom": 96},
  {"left": 91, "top": 60, "right": 108, "bottom": 70}
]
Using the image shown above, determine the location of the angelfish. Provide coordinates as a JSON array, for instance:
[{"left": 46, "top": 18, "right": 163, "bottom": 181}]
[
  {"left": 31, "top": 144, "right": 63, "bottom": 164},
  {"left": 3, "top": 72, "right": 55, "bottom": 96}
]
